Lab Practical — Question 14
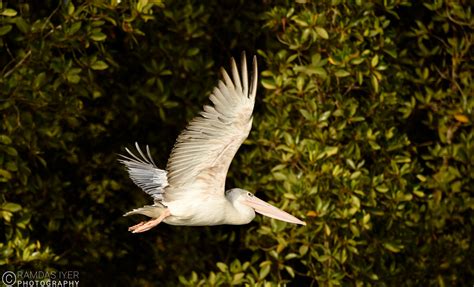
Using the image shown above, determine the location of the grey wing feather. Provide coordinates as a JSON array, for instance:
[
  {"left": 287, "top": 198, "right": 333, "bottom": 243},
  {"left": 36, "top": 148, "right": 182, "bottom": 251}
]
[{"left": 119, "top": 142, "right": 168, "bottom": 202}]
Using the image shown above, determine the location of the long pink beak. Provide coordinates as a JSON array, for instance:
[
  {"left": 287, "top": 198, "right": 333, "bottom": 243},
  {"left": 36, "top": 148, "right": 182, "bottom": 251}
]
[{"left": 243, "top": 196, "right": 306, "bottom": 225}]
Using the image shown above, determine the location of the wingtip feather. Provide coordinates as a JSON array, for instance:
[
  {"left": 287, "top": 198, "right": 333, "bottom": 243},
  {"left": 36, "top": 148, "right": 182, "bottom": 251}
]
[
  {"left": 250, "top": 55, "right": 258, "bottom": 100},
  {"left": 230, "top": 56, "right": 242, "bottom": 93},
  {"left": 241, "top": 52, "right": 249, "bottom": 97}
]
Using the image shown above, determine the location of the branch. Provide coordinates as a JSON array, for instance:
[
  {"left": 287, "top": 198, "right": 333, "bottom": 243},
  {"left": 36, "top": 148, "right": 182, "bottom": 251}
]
[{"left": 3, "top": 50, "right": 32, "bottom": 78}]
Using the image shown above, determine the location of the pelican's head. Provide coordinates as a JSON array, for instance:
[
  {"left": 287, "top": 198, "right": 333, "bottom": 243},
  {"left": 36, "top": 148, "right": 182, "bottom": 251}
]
[{"left": 226, "top": 188, "right": 306, "bottom": 225}]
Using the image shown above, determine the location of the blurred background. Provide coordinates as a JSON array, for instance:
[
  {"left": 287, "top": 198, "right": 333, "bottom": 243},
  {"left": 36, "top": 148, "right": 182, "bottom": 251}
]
[{"left": 0, "top": 0, "right": 472, "bottom": 285}]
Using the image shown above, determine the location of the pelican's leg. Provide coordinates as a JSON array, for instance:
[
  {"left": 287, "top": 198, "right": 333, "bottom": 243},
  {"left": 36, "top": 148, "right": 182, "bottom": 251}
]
[
  {"left": 128, "top": 221, "right": 146, "bottom": 231},
  {"left": 131, "top": 209, "right": 171, "bottom": 233}
]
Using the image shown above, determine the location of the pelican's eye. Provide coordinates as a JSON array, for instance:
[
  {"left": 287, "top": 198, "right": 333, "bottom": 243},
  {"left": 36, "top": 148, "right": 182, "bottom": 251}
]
[{"left": 247, "top": 192, "right": 253, "bottom": 197}]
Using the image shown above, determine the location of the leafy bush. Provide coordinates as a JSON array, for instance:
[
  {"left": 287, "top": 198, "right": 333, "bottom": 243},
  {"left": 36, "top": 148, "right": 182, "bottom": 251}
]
[{"left": 1, "top": 0, "right": 472, "bottom": 286}]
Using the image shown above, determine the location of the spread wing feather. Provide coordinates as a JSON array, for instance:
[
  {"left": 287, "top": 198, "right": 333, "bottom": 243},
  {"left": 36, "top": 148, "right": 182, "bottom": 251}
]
[
  {"left": 165, "top": 53, "right": 258, "bottom": 200},
  {"left": 119, "top": 143, "right": 168, "bottom": 202}
]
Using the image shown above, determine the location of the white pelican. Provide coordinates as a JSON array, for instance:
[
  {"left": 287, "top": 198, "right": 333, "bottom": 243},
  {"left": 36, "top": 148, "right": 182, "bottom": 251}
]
[{"left": 119, "top": 53, "right": 306, "bottom": 233}]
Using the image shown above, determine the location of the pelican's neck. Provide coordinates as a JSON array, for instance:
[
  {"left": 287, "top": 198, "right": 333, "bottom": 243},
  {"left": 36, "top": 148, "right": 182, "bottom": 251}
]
[{"left": 224, "top": 194, "right": 255, "bottom": 225}]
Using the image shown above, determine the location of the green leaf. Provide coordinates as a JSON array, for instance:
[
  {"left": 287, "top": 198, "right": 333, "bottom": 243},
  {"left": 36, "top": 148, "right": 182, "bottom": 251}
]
[
  {"left": 67, "top": 68, "right": 82, "bottom": 83},
  {"left": 383, "top": 242, "right": 402, "bottom": 253},
  {"left": 68, "top": 22, "right": 82, "bottom": 35},
  {"left": 295, "top": 66, "right": 327, "bottom": 77},
  {"left": 259, "top": 265, "right": 270, "bottom": 280},
  {"left": 216, "top": 262, "right": 227, "bottom": 272},
  {"left": 273, "top": 172, "right": 287, "bottom": 181},
  {"left": 91, "top": 61, "right": 109, "bottom": 70},
  {"left": 67, "top": 2, "right": 75, "bottom": 15},
  {"left": 90, "top": 32, "right": 107, "bottom": 41},
  {"left": 299, "top": 245, "right": 309, "bottom": 256},
  {"left": 285, "top": 266, "right": 295, "bottom": 278},
  {"left": 15, "top": 17, "right": 30, "bottom": 34},
  {"left": 0, "top": 169, "right": 12, "bottom": 180},
  {"left": 371, "top": 74, "right": 379, "bottom": 93},
  {"left": 2, "top": 202, "right": 21, "bottom": 212},
  {"left": 231, "top": 273, "right": 244, "bottom": 285},
  {"left": 317, "top": 254, "right": 331, "bottom": 262},
  {"left": 376, "top": 185, "right": 389, "bottom": 193},
  {"left": 413, "top": 190, "right": 425, "bottom": 197},
  {"left": 0, "top": 25, "right": 13, "bottom": 36},
  {"left": 261, "top": 79, "right": 276, "bottom": 89},
  {"left": 33, "top": 72, "right": 46, "bottom": 89},
  {"left": 299, "top": 109, "right": 313, "bottom": 120},
  {"left": 1, "top": 9, "right": 17, "bottom": 17},
  {"left": 315, "top": 27, "right": 329, "bottom": 39},
  {"left": 67, "top": 74, "right": 81, "bottom": 84},
  {"left": 0, "top": 135, "right": 12, "bottom": 144},
  {"left": 324, "top": 146, "right": 339, "bottom": 157},
  {"left": 371, "top": 55, "right": 379, "bottom": 67},
  {"left": 4, "top": 147, "right": 18, "bottom": 156},
  {"left": 187, "top": 48, "right": 200, "bottom": 56},
  {"left": 351, "top": 57, "right": 365, "bottom": 65},
  {"left": 334, "top": 70, "right": 351, "bottom": 77}
]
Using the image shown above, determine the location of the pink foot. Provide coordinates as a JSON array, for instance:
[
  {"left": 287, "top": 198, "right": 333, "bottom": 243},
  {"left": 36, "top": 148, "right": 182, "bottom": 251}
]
[
  {"left": 131, "top": 218, "right": 162, "bottom": 233},
  {"left": 130, "top": 209, "right": 171, "bottom": 234},
  {"left": 128, "top": 221, "right": 146, "bottom": 232}
]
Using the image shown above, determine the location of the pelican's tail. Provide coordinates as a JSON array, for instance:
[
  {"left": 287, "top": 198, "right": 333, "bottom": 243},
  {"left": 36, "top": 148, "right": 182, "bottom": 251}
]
[{"left": 124, "top": 205, "right": 166, "bottom": 218}]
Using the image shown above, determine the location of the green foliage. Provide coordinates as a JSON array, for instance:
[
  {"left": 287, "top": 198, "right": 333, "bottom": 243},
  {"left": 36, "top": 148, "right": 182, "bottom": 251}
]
[{"left": 1, "top": 0, "right": 472, "bottom": 286}]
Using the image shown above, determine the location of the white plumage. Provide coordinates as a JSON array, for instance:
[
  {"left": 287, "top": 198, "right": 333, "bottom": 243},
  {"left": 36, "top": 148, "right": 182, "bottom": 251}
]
[{"left": 119, "top": 53, "right": 305, "bottom": 233}]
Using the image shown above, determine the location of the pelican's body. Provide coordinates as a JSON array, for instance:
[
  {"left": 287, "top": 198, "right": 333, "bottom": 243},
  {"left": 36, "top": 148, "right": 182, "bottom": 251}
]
[
  {"left": 163, "top": 189, "right": 255, "bottom": 226},
  {"left": 120, "top": 53, "right": 305, "bottom": 233}
]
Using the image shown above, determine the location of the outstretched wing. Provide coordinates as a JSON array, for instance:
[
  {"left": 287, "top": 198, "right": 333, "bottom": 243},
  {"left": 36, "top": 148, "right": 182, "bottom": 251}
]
[
  {"left": 119, "top": 143, "right": 168, "bottom": 202},
  {"left": 165, "top": 53, "right": 258, "bottom": 201}
]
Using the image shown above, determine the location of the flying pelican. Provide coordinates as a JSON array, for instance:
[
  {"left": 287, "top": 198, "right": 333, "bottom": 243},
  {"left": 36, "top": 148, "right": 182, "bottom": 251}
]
[{"left": 119, "top": 53, "right": 306, "bottom": 233}]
